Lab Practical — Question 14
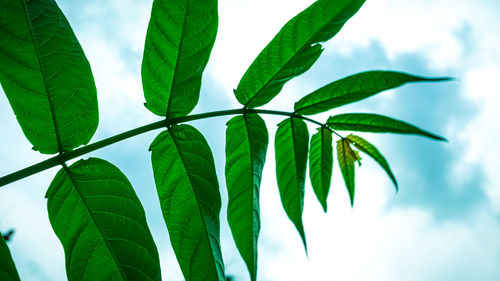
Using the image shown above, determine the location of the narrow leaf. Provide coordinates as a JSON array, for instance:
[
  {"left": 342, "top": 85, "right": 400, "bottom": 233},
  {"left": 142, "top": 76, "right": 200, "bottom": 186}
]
[
  {"left": 150, "top": 125, "right": 225, "bottom": 281},
  {"left": 142, "top": 0, "right": 218, "bottom": 117},
  {"left": 0, "top": 236, "right": 21, "bottom": 281},
  {"left": 275, "top": 117, "right": 309, "bottom": 251},
  {"left": 336, "top": 139, "right": 359, "bottom": 206},
  {"left": 295, "top": 70, "right": 452, "bottom": 115},
  {"left": 46, "top": 158, "right": 161, "bottom": 281},
  {"left": 327, "top": 113, "right": 447, "bottom": 141},
  {"left": 346, "top": 134, "right": 398, "bottom": 191},
  {"left": 0, "top": 0, "right": 98, "bottom": 154},
  {"left": 309, "top": 128, "right": 333, "bottom": 212},
  {"left": 234, "top": 0, "right": 365, "bottom": 108},
  {"left": 225, "top": 114, "right": 268, "bottom": 281}
]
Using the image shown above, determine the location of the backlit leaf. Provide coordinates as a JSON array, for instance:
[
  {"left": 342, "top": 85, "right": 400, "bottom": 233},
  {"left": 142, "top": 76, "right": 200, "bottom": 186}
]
[
  {"left": 309, "top": 128, "right": 333, "bottom": 212},
  {"left": 336, "top": 139, "right": 360, "bottom": 206},
  {"left": 225, "top": 114, "right": 268, "bottom": 281},
  {"left": 150, "top": 125, "right": 225, "bottom": 281},
  {"left": 234, "top": 0, "right": 365, "bottom": 108},
  {"left": 46, "top": 158, "right": 161, "bottom": 281},
  {"left": 142, "top": 0, "right": 218, "bottom": 117},
  {"left": 0, "top": 236, "right": 20, "bottom": 281},
  {"left": 0, "top": 0, "right": 98, "bottom": 154}
]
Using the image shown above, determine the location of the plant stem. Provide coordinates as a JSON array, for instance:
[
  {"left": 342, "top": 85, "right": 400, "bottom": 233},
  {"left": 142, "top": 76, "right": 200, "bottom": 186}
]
[{"left": 0, "top": 108, "right": 341, "bottom": 188}]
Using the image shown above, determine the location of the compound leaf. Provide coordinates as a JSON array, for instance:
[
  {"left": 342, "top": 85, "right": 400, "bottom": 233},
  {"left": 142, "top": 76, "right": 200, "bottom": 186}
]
[
  {"left": 234, "top": 0, "right": 365, "bottom": 108},
  {"left": 142, "top": 0, "right": 218, "bottom": 117},
  {"left": 0, "top": 0, "right": 98, "bottom": 154},
  {"left": 275, "top": 117, "right": 309, "bottom": 251},
  {"left": 327, "top": 113, "right": 446, "bottom": 141},
  {"left": 46, "top": 158, "right": 161, "bottom": 281},
  {"left": 0, "top": 236, "right": 20, "bottom": 281},
  {"left": 309, "top": 128, "right": 333, "bottom": 212},
  {"left": 150, "top": 125, "right": 225, "bottom": 281},
  {"left": 225, "top": 114, "right": 268, "bottom": 281},
  {"left": 295, "top": 71, "right": 451, "bottom": 115},
  {"left": 336, "top": 139, "right": 360, "bottom": 206}
]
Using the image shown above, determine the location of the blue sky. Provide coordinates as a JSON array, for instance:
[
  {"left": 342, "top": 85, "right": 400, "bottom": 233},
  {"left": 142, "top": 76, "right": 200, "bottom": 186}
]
[{"left": 1, "top": 0, "right": 500, "bottom": 280}]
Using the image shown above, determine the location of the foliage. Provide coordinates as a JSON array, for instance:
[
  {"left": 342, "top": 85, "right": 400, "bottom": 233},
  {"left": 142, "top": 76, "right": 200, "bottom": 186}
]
[{"left": 0, "top": 0, "right": 450, "bottom": 280}]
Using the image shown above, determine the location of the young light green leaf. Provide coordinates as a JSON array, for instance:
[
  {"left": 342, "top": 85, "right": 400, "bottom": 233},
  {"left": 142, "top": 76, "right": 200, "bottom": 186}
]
[
  {"left": 275, "top": 117, "right": 309, "bottom": 251},
  {"left": 346, "top": 134, "right": 398, "bottom": 191},
  {"left": 295, "top": 71, "right": 452, "bottom": 115},
  {"left": 309, "top": 128, "right": 333, "bottom": 212},
  {"left": 327, "top": 113, "right": 447, "bottom": 141},
  {"left": 142, "top": 0, "right": 218, "bottom": 117},
  {"left": 45, "top": 158, "right": 161, "bottom": 281},
  {"left": 336, "top": 139, "right": 360, "bottom": 206},
  {"left": 225, "top": 114, "right": 268, "bottom": 281},
  {"left": 150, "top": 125, "right": 225, "bottom": 281},
  {"left": 0, "top": 236, "right": 21, "bottom": 281},
  {"left": 234, "top": 0, "right": 365, "bottom": 108},
  {"left": 0, "top": 0, "right": 98, "bottom": 154}
]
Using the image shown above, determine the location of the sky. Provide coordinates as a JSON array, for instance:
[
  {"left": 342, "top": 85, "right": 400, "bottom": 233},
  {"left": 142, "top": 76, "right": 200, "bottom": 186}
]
[{"left": 1, "top": 0, "right": 500, "bottom": 280}]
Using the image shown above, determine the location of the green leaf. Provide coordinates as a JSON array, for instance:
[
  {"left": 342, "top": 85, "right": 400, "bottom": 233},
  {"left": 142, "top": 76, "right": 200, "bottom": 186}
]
[
  {"left": 225, "top": 114, "right": 268, "bottom": 281},
  {"left": 150, "top": 125, "right": 225, "bottom": 281},
  {"left": 142, "top": 0, "right": 218, "bottom": 117},
  {"left": 45, "top": 158, "right": 161, "bottom": 281},
  {"left": 327, "top": 113, "right": 447, "bottom": 141},
  {"left": 309, "top": 128, "right": 333, "bottom": 212},
  {"left": 336, "top": 139, "right": 360, "bottom": 206},
  {"left": 275, "top": 117, "right": 309, "bottom": 251},
  {"left": 0, "top": 0, "right": 98, "bottom": 154},
  {"left": 346, "top": 134, "right": 398, "bottom": 191},
  {"left": 234, "top": 0, "right": 365, "bottom": 108},
  {"left": 0, "top": 236, "right": 21, "bottom": 281},
  {"left": 295, "top": 71, "right": 452, "bottom": 115}
]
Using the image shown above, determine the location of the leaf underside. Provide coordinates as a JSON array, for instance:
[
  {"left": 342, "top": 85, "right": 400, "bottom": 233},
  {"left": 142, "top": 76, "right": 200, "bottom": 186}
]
[
  {"left": 0, "top": 0, "right": 98, "bottom": 154},
  {"left": 150, "top": 125, "right": 225, "bottom": 281},
  {"left": 309, "top": 128, "right": 333, "bottom": 212},
  {"left": 46, "top": 158, "right": 161, "bottom": 281},
  {"left": 336, "top": 139, "right": 358, "bottom": 206},
  {"left": 0, "top": 236, "right": 21, "bottom": 281}
]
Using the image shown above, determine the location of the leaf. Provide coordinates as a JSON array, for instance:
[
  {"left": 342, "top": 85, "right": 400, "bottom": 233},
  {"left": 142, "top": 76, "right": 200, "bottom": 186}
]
[
  {"left": 309, "top": 128, "right": 333, "bottom": 212},
  {"left": 45, "top": 158, "right": 161, "bottom": 281},
  {"left": 225, "top": 114, "right": 268, "bottom": 281},
  {"left": 142, "top": 0, "right": 218, "bottom": 117},
  {"left": 234, "top": 0, "right": 365, "bottom": 108},
  {"left": 0, "top": 236, "right": 21, "bottom": 281},
  {"left": 0, "top": 0, "right": 98, "bottom": 154},
  {"left": 327, "top": 113, "right": 447, "bottom": 141},
  {"left": 275, "top": 117, "right": 309, "bottom": 251},
  {"left": 150, "top": 125, "right": 225, "bottom": 281},
  {"left": 295, "top": 71, "right": 452, "bottom": 115},
  {"left": 336, "top": 139, "right": 360, "bottom": 206}
]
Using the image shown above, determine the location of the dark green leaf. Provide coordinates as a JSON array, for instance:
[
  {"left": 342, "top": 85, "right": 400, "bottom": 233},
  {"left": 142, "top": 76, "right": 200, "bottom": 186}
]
[
  {"left": 234, "top": 0, "right": 365, "bottom": 108},
  {"left": 0, "top": 236, "right": 20, "bottom": 281},
  {"left": 225, "top": 114, "right": 268, "bottom": 281},
  {"left": 0, "top": 0, "right": 98, "bottom": 154},
  {"left": 150, "top": 125, "right": 225, "bottom": 281},
  {"left": 309, "top": 128, "right": 333, "bottom": 212},
  {"left": 275, "top": 117, "right": 309, "bottom": 251},
  {"left": 295, "top": 71, "right": 452, "bottom": 115},
  {"left": 45, "top": 158, "right": 161, "bottom": 281},
  {"left": 327, "top": 113, "right": 447, "bottom": 141},
  {"left": 142, "top": 0, "right": 218, "bottom": 117},
  {"left": 346, "top": 134, "right": 398, "bottom": 191},
  {"left": 336, "top": 139, "right": 360, "bottom": 206}
]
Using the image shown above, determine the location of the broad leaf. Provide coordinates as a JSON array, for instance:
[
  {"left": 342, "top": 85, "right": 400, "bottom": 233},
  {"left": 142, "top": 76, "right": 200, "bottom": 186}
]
[
  {"left": 309, "top": 128, "right": 333, "bottom": 212},
  {"left": 295, "top": 71, "right": 451, "bottom": 115},
  {"left": 142, "top": 0, "right": 218, "bottom": 117},
  {"left": 0, "top": 236, "right": 20, "bottom": 281},
  {"left": 336, "top": 139, "right": 360, "bottom": 206},
  {"left": 46, "top": 158, "right": 161, "bottom": 281},
  {"left": 234, "top": 0, "right": 365, "bottom": 108},
  {"left": 150, "top": 125, "right": 225, "bottom": 281},
  {"left": 346, "top": 134, "right": 398, "bottom": 191},
  {"left": 225, "top": 114, "right": 268, "bottom": 281},
  {"left": 275, "top": 117, "right": 309, "bottom": 251},
  {"left": 0, "top": 0, "right": 98, "bottom": 154},
  {"left": 327, "top": 113, "right": 446, "bottom": 141}
]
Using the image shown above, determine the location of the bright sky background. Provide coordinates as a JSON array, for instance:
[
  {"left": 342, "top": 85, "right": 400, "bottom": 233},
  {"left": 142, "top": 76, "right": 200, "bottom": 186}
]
[{"left": 1, "top": 0, "right": 500, "bottom": 280}]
